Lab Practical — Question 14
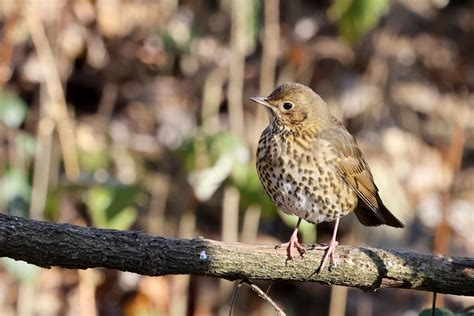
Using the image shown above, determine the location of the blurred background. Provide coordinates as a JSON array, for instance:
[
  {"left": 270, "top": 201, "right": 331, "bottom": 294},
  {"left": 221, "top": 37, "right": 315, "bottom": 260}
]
[{"left": 0, "top": 0, "right": 473, "bottom": 315}]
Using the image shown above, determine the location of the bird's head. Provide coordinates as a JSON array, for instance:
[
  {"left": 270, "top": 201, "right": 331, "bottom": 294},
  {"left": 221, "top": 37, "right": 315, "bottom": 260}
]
[{"left": 250, "top": 82, "right": 330, "bottom": 131}]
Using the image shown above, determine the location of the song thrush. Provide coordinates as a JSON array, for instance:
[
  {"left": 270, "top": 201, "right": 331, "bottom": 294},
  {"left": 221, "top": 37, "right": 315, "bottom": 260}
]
[{"left": 251, "top": 82, "right": 404, "bottom": 271}]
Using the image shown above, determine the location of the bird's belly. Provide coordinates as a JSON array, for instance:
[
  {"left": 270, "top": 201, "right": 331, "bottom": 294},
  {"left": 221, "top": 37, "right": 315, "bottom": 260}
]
[
  {"left": 271, "top": 172, "right": 355, "bottom": 224},
  {"left": 256, "top": 139, "right": 357, "bottom": 224}
]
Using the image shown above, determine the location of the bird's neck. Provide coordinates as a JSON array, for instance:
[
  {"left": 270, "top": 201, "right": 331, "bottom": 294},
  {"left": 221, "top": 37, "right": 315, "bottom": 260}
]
[{"left": 269, "top": 119, "right": 319, "bottom": 138}]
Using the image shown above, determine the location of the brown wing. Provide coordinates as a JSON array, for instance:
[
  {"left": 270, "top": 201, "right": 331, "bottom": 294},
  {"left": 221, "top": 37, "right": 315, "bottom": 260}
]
[
  {"left": 319, "top": 118, "right": 403, "bottom": 228},
  {"left": 320, "top": 123, "right": 385, "bottom": 223}
]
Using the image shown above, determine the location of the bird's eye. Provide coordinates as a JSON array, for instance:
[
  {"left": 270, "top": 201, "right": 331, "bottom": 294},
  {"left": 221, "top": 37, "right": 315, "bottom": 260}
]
[{"left": 282, "top": 102, "right": 294, "bottom": 111}]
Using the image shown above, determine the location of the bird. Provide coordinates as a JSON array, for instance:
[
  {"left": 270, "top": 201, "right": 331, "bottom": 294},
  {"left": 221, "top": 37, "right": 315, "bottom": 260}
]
[{"left": 250, "top": 82, "right": 404, "bottom": 272}]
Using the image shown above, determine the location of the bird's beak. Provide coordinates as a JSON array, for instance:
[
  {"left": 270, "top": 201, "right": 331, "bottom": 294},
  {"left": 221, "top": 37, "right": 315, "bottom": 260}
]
[{"left": 249, "top": 96, "right": 271, "bottom": 108}]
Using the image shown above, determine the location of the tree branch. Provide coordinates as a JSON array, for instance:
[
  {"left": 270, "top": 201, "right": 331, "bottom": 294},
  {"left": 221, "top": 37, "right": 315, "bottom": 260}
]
[{"left": 0, "top": 214, "right": 472, "bottom": 296}]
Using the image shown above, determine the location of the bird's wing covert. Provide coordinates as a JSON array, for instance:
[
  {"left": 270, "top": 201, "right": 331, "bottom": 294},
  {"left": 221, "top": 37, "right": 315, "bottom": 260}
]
[{"left": 320, "top": 121, "right": 385, "bottom": 222}]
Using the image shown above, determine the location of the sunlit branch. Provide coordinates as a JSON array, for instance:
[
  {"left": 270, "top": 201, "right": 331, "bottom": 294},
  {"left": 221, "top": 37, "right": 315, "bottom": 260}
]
[{"left": 0, "top": 214, "right": 472, "bottom": 296}]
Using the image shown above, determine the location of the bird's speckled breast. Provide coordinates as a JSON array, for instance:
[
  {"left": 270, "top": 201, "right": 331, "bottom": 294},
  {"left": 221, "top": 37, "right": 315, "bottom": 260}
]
[{"left": 256, "top": 127, "right": 357, "bottom": 224}]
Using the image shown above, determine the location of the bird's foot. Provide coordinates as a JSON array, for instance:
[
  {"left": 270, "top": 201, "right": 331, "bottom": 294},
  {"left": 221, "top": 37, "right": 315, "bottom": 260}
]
[
  {"left": 275, "top": 230, "right": 305, "bottom": 260},
  {"left": 313, "top": 240, "right": 339, "bottom": 272}
]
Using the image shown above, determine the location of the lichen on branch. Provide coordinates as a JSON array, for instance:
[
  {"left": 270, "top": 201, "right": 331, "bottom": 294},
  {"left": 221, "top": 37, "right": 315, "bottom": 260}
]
[{"left": 0, "top": 214, "right": 472, "bottom": 296}]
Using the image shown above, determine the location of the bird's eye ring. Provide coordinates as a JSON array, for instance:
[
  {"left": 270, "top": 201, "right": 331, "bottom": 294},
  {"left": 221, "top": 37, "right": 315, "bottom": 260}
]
[{"left": 282, "top": 102, "right": 294, "bottom": 111}]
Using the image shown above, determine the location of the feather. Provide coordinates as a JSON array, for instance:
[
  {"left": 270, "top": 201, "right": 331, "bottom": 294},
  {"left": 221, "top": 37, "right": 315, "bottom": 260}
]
[{"left": 320, "top": 118, "right": 404, "bottom": 228}]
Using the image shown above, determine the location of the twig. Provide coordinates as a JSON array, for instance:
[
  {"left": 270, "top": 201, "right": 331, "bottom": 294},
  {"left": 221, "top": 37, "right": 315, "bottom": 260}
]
[
  {"left": 219, "top": 186, "right": 241, "bottom": 315},
  {"left": 431, "top": 292, "right": 437, "bottom": 316},
  {"left": 228, "top": 0, "right": 248, "bottom": 138},
  {"left": 201, "top": 68, "right": 225, "bottom": 134},
  {"left": 259, "top": 0, "right": 279, "bottom": 95},
  {"left": 0, "top": 214, "right": 473, "bottom": 296},
  {"left": 241, "top": 205, "right": 261, "bottom": 243},
  {"left": 329, "top": 285, "right": 348, "bottom": 316},
  {"left": 97, "top": 81, "right": 118, "bottom": 126},
  {"left": 230, "top": 280, "right": 285, "bottom": 316},
  {"left": 229, "top": 280, "right": 244, "bottom": 316},
  {"left": 222, "top": 186, "right": 240, "bottom": 243},
  {"left": 23, "top": 1, "right": 80, "bottom": 180},
  {"left": 29, "top": 91, "right": 54, "bottom": 220}
]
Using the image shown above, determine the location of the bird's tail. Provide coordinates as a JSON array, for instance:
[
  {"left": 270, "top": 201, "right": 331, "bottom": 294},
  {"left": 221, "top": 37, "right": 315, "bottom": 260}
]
[{"left": 354, "top": 196, "right": 404, "bottom": 228}]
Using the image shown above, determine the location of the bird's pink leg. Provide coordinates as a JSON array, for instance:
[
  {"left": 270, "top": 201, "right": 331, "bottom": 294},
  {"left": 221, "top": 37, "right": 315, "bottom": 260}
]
[
  {"left": 276, "top": 218, "right": 305, "bottom": 260},
  {"left": 317, "top": 218, "right": 340, "bottom": 272}
]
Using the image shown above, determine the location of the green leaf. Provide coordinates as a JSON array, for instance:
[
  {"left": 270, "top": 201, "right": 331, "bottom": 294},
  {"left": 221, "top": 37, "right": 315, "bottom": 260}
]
[
  {"left": 210, "top": 133, "right": 248, "bottom": 164},
  {"left": 78, "top": 147, "right": 108, "bottom": 171},
  {"left": 16, "top": 132, "right": 37, "bottom": 160},
  {"left": 231, "top": 162, "right": 276, "bottom": 218},
  {"left": 45, "top": 187, "right": 63, "bottom": 220},
  {"left": 328, "top": 0, "right": 389, "bottom": 44},
  {"left": 88, "top": 186, "right": 112, "bottom": 227},
  {"left": 106, "top": 206, "right": 138, "bottom": 231},
  {"left": 0, "top": 91, "right": 28, "bottom": 128},
  {"left": 178, "top": 132, "right": 249, "bottom": 201},
  {"left": 187, "top": 154, "right": 234, "bottom": 201},
  {"left": 1, "top": 168, "right": 31, "bottom": 204},
  {"left": 105, "top": 185, "right": 140, "bottom": 220},
  {"left": 178, "top": 132, "right": 248, "bottom": 172},
  {"left": 85, "top": 185, "right": 140, "bottom": 229}
]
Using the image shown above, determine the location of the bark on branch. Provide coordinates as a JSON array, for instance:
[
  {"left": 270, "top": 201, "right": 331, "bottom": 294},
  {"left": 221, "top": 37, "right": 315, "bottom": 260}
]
[{"left": 0, "top": 214, "right": 472, "bottom": 296}]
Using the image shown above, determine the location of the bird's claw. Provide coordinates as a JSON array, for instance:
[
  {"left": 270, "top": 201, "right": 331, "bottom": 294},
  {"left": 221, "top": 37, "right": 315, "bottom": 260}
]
[
  {"left": 315, "top": 240, "right": 339, "bottom": 273},
  {"left": 276, "top": 234, "right": 305, "bottom": 261}
]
